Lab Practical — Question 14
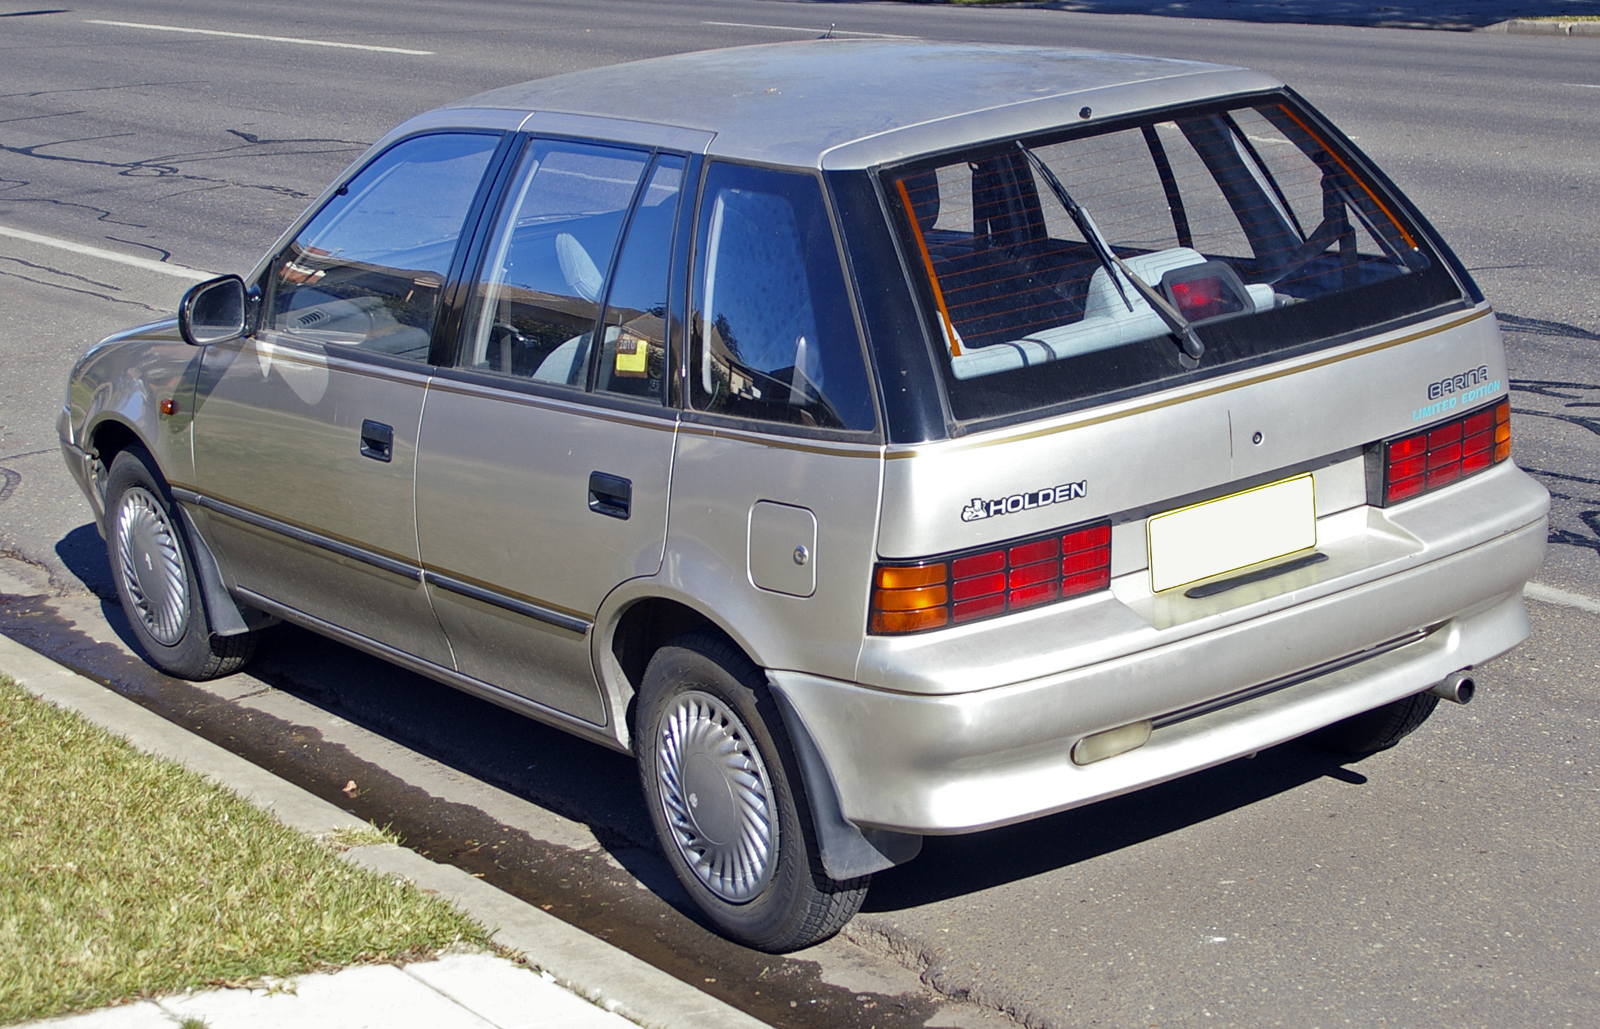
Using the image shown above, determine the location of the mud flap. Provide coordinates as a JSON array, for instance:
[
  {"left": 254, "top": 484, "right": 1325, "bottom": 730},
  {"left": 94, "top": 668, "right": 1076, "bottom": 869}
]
[
  {"left": 175, "top": 505, "right": 274, "bottom": 637},
  {"left": 768, "top": 682, "right": 922, "bottom": 880}
]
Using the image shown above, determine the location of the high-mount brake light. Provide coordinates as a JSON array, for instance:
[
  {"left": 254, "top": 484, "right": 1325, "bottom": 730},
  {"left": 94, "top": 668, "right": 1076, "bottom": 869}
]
[
  {"left": 1158, "top": 260, "right": 1250, "bottom": 326},
  {"left": 1168, "top": 275, "right": 1241, "bottom": 322},
  {"left": 1381, "top": 399, "right": 1510, "bottom": 506},
  {"left": 870, "top": 521, "right": 1112, "bottom": 635}
]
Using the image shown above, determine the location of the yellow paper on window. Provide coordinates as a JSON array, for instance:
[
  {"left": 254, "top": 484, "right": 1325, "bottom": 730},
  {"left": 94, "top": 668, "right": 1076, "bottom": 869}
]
[{"left": 615, "top": 334, "right": 648, "bottom": 377}]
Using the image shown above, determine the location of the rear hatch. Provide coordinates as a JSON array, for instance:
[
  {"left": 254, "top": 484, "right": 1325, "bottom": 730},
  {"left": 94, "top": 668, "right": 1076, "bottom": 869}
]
[{"left": 853, "top": 91, "right": 1519, "bottom": 690}]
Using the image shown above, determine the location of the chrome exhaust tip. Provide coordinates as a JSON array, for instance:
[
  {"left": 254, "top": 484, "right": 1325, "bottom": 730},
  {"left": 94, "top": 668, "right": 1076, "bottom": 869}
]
[{"left": 1427, "top": 670, "right": 1475, "bottom": 705}]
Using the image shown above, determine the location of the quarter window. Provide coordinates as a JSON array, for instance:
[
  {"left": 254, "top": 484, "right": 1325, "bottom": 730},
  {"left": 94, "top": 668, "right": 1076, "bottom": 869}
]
[
  {"left": 267, "top": 133, "right": 499, "bottom": 359},
  {"left": 459, "top": 140, "right": 650, "bottom": 385},
  {"left": 690, "top": 163, "right": 875, "bottom": 432}
]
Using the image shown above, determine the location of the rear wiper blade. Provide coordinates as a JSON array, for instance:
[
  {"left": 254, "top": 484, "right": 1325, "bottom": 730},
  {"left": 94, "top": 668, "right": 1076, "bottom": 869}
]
[{"left": 1015, "top": 141, "right": 1205, "bottom": 367}]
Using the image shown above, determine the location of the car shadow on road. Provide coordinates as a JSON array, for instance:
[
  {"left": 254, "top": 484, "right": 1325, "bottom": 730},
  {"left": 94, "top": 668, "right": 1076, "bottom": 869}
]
[
  {"left": 55, "top": 522, "right": 116, "bottom": 600},
  {"left": 863, "top": 739, "right": 1367, "bottom": 912},
  {"left": 39, "top": 523, "right": 659, "bottom": 851},
  {"left": 39, "top": 519, "right": 1373, "bottom": 926}
]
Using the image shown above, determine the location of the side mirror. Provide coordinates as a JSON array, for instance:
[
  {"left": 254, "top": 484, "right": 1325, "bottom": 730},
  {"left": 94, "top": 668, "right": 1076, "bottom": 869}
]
[{"left": 178, "top": 275, "right": 248, "bottom": 346}]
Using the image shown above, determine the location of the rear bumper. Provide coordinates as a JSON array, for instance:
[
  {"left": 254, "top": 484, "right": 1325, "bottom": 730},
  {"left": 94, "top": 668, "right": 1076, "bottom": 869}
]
[{"left": 770, "top": 508, "right": 1545, "bottom": 835}]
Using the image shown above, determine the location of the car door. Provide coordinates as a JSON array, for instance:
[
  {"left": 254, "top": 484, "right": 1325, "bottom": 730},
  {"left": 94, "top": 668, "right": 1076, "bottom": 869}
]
[
  {"left": 191, "top": 131, "right": 504, "bottom": 665},
  {"left": 414, "top": 140, "right": 688, "bottom": 726}
]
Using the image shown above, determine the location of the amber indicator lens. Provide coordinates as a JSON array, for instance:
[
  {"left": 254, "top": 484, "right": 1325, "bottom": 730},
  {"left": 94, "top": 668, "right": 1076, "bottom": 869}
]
[
  {"left": 870, "top": 520, "right": 1113, "bottom": 635},
  {"left": 1383, "top": 399, "right": 1509, "bottom": 506}
]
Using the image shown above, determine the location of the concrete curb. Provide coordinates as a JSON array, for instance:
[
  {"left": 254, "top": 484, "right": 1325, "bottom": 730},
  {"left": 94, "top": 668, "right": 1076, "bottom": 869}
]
[
  {"left": 1480, "top": 18, "right": 1600, "bottom": 35},
  {"left": 1525, "top": 581, "right": 1600, "bottom": 615},
  {"left": 0, "top": 633, "right": 770, "bottom": 1029}
]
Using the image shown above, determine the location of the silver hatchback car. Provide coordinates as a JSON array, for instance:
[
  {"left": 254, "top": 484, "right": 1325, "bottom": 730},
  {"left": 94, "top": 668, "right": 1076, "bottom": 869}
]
[{"left": 60, "top": 41, "right": 1549, "bottom": 951}]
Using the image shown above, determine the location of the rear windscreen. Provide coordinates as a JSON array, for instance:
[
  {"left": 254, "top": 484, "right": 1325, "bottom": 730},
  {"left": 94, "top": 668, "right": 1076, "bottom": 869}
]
[{"left": 885, "top": 96, "right": 1465, "bottom": 424}]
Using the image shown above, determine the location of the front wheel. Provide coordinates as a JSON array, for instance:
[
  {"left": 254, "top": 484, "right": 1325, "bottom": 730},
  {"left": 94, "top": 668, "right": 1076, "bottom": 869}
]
[
  {"left": 105, "top": 445, "right": 256, "bottom": 680},
  {"left": 635, "top": 632, "right": 867, "bottom": 952}
]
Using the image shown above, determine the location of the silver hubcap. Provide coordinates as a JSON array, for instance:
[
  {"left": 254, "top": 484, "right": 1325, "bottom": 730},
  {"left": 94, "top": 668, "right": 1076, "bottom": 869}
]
[
  {"left": 114, "top": 486, "right": 189, "bottom": 647},
  {"left": 655, "top": 690, "right": 778, "bottom": 903}
]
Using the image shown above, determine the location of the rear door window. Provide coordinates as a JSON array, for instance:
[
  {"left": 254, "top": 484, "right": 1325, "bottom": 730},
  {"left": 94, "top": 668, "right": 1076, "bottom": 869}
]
[
  {"left": 458, "top": 140, "right": 651, "bottom": 386},
  {"left": 689, "top": 163, "right": 876, "bottom": 433},
  {"left": 594, "top": 155, "right": 686, "bottom": 402},
  {"left": 887, "top": 96, "right": 1463, "bottom": 424}
]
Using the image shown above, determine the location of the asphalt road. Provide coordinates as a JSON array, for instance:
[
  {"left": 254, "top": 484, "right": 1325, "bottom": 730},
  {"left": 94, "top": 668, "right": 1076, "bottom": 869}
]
[{"left": 2, "top": 3, "right": 1597, "bottom": 1028}]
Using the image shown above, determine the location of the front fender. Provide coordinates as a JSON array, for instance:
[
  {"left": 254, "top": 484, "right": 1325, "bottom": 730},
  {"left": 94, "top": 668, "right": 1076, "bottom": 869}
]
[{"left": 67, "top": 320, "right": 203, "bottom": 492}]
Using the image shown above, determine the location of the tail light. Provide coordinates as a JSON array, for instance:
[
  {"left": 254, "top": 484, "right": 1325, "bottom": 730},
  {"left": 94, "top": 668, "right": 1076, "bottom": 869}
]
[
  {"left": 870, "top": 520, "right": 1112, "bottom": 635},
  {"left": 1379, "top": 399, "right": 1510, "bottom": 506}
]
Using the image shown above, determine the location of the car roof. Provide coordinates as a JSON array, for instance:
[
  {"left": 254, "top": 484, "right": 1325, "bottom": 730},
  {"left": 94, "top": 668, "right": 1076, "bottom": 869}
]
[{"left": 446, "top": 40, "right": 1283, "bottom": 170}]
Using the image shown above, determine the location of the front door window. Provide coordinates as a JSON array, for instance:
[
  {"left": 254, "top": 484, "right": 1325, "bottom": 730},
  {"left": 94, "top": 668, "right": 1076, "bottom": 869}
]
[{"left": 267, "top": 132, "right": 499, "bottom": 360}]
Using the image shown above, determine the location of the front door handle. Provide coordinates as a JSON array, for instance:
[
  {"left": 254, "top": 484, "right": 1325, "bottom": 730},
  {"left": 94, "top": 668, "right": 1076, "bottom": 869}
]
[
  {"left": 359, "top": 419, "right": 393, "bottom": 462},
  {"left": 588, "top": 471, "right": 631, "bottom": 520}
]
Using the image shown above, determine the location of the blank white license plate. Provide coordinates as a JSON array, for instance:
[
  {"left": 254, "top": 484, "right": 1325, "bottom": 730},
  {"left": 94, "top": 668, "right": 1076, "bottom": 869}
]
[{"left": 1147, "top": 474, "right": 1316, "bottom": 593}]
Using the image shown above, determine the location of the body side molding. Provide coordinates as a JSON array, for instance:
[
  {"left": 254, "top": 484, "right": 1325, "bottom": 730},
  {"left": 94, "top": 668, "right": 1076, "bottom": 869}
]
[{"left": 235, "top": 588, "right": 622, "bottom": 746}]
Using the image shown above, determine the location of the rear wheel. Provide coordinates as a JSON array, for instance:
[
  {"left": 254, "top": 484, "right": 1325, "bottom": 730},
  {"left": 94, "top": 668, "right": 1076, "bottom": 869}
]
[
  {"left": 1309, "top": 692, "right": 1439, "bottom": 757},
  {"left": 106, "top": 445, "right": 256, "bottom": 680},
  {"left": 635, "top": 632, "right": 867, "bottom": 952}
]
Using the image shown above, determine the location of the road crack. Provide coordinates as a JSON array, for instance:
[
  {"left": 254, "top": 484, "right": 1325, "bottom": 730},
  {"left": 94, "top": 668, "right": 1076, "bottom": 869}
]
[
  {"left": 0, "top": 266, "right": 160, "bottom": 310},
  {"left": 1, "top": 128, "right": 370, "bottom": 204},
  {"left": 0, "top": 254, "right": 121, "bottom": 290}
]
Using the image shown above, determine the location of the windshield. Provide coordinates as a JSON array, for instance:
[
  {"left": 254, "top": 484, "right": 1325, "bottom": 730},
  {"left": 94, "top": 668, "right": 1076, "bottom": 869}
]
[{"left": 886, "top": 96, "right": 1466, "bottom": 424}]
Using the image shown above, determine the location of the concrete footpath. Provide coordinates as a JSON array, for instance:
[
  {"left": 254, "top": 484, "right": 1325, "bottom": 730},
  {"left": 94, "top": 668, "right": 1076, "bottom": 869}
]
[
  {"left": 26, "top": 953, "right": 640, "bottom": 1029},
  {"left": 0, "top": 633, "right": 771, "bottom": 1029}
]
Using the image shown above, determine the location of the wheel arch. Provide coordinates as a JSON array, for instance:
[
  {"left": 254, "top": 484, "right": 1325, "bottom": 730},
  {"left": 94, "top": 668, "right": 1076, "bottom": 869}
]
[
  {"left": 595, "top": 586, "right": 922, "bottom": 882},
  {"left": 84, "top": 417, "right": 151, "bottom": 524},
  {"left": 594, "top": 590, "right": 736, "bottom": 745},
  {"left": 95, "top": 419, "right": 265, "bottom": 639}
]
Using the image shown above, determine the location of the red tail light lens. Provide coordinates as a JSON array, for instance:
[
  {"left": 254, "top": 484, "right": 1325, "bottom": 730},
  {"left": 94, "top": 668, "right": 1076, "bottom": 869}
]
[
  {"left": 1381, "top": 399, "right": 1509, "bottom": 506},
  {"left": 870, "top": 520, "right": 1112, "bottom": 635},
  {"left": 1168, "top": 275, "right": 1244, "bottom": 322}
]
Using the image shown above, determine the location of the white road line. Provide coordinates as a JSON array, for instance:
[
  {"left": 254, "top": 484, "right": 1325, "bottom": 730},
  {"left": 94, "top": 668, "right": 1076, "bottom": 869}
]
[
  {"left": 0, "top": 225, "right": 214, "bottom": 281},
  {"left": 1525, "top": 581, "right": 1600, "bottom": 616},
  {"left": 1565, "top": 83, "right": 1600, "bottom": 89},
  {"left": 702, "top": 20, "right": 916, "bottom": 39},
  {"left": 84, "top": 19, "right": 433, "bottom": 55}
]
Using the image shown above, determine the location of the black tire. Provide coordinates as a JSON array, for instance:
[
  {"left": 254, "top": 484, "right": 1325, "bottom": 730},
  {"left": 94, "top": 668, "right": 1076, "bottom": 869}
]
[
  {"left": 105, "top": 445, "right": 256, "bottom": 680},
  {"left": 1309, "top": 691, "right": 1439, "bottom": 757},
  {"left": 634, "top": 631, "right": 868, "bottom": 952}
]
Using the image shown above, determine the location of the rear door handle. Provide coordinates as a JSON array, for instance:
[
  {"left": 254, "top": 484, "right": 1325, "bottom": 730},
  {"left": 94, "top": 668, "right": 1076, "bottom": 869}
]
[
  {"left": 359, "top": 419, "right": 393, "bottom": 462},
  {"left": 588, "top": 471, "right": 631, "bottom": 520}
]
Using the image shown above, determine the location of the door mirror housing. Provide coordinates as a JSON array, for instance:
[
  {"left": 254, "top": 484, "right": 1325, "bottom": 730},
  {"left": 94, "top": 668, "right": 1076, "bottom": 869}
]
[{"left": 178, "top": 275, "right": 249, "bottom": 346}]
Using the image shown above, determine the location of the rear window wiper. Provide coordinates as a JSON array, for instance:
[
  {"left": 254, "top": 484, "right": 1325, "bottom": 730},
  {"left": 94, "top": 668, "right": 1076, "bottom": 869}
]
[{"left": 1015, "top": 141, "right": 1206, "bottom": 368}]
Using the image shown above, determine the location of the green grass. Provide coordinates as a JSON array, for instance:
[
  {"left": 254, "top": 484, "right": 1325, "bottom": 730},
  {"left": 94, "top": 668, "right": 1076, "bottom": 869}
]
[{"left": 0, "top": 676, "right": 491, "bottom": 1025}]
